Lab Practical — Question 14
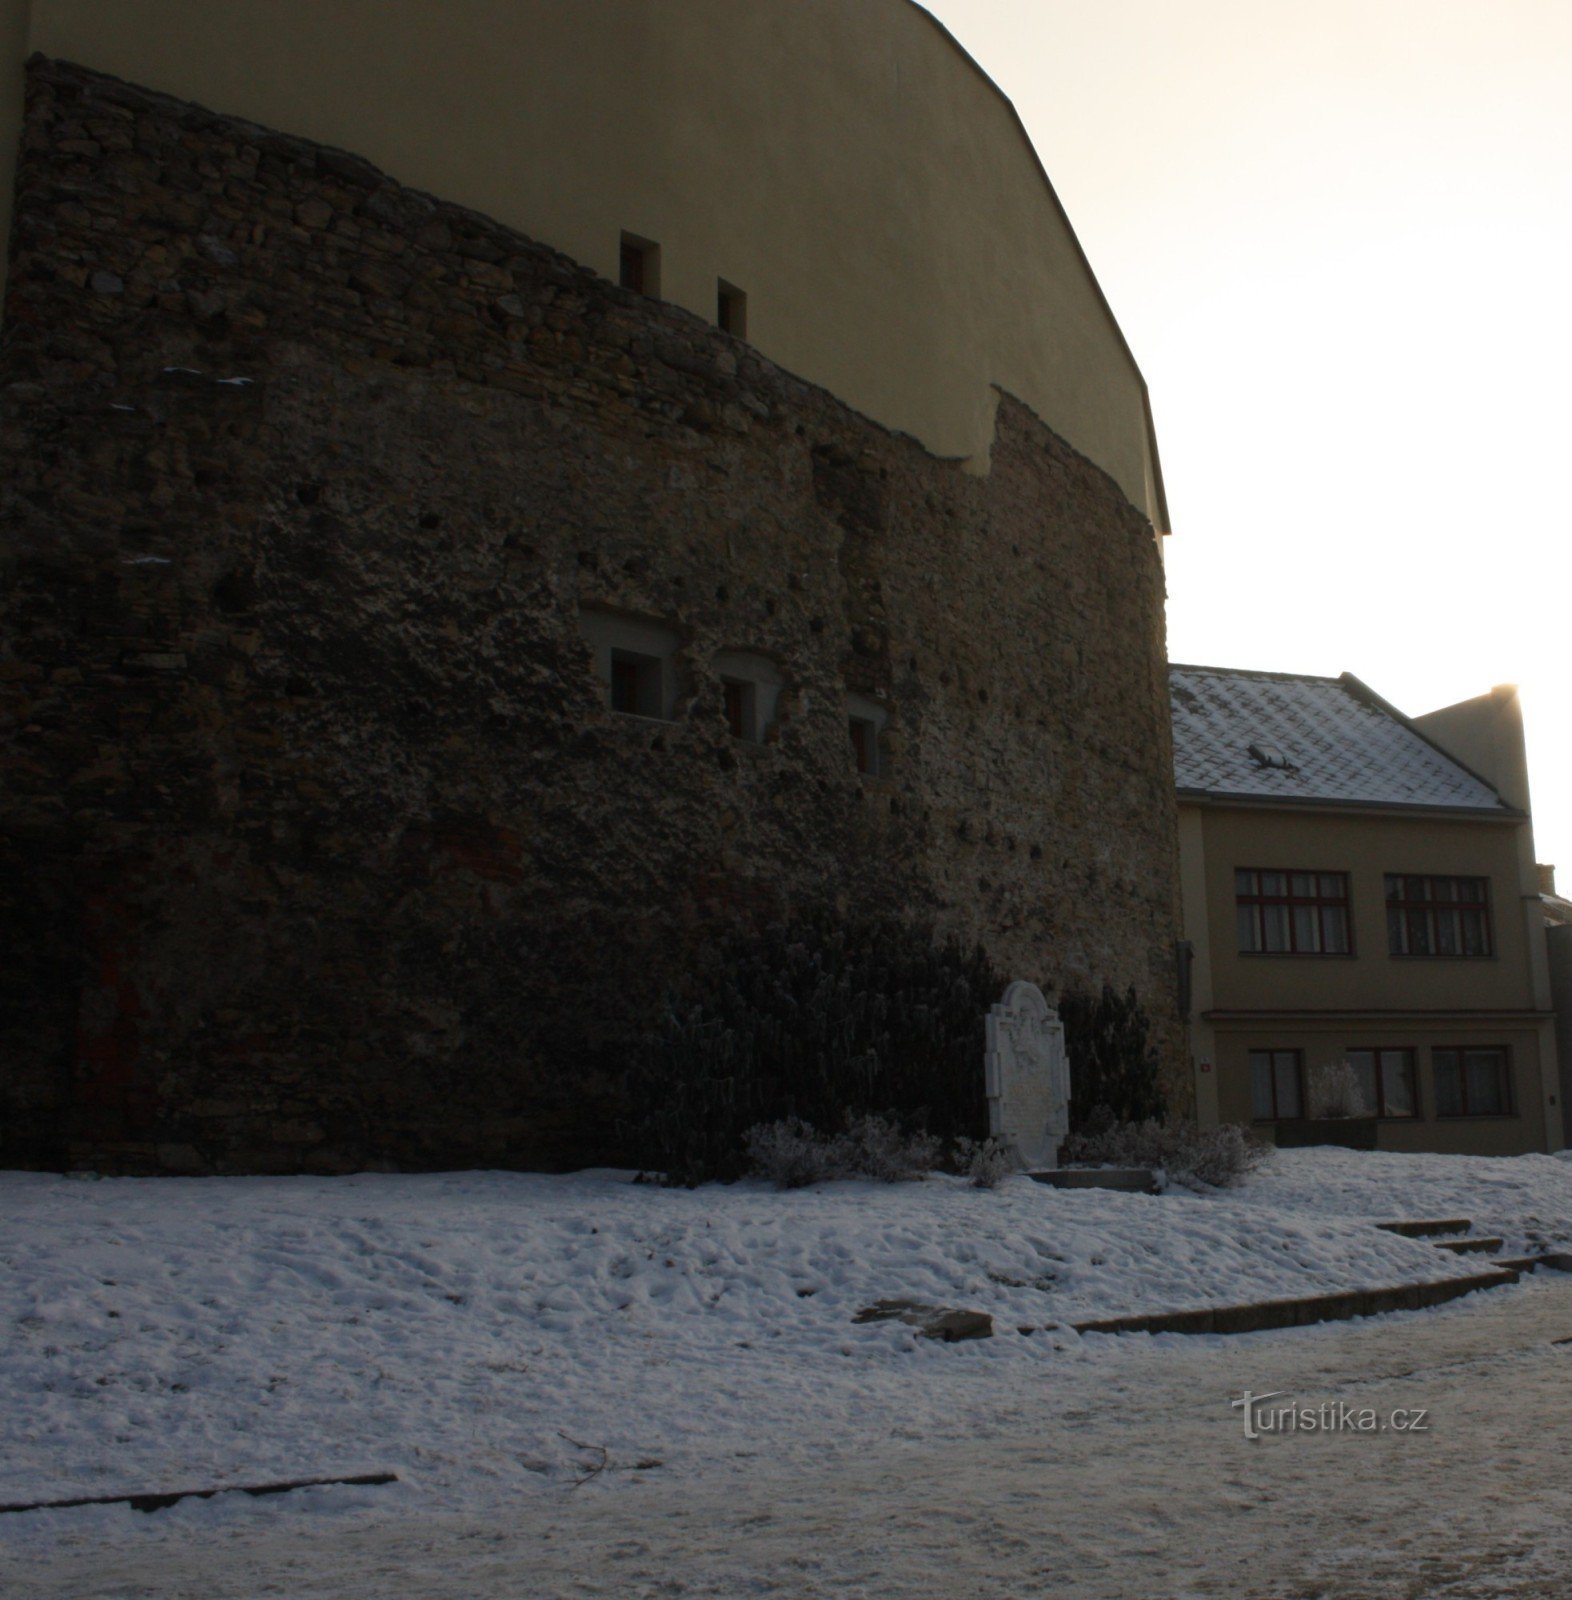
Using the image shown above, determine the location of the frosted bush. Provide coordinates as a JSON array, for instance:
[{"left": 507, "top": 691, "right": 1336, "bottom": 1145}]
[
  {"left": 744, "top": 1117, "right": 839, "bottom": 1189},
  {"left": 744, "top": 1113, "right": 942, "bottom": 1188},
  {"left": 953, "top": 1135, "right": 1021, "bottom": 1189},
  {"left": 1309, "top": 1059, "right": 1369, "bottom": 1119}
]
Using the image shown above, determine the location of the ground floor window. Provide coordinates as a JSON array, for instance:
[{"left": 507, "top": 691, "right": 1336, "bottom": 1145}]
[
  {"left": 1344, "top": 1048, "right": 1419, "bottom": 1118},
  {"left": 1249, "top": 1048, "right": 1304, "bottom": 1120},
  {"left": 1432, "top": 1047, "right": 1512, "bottom": 1117}
]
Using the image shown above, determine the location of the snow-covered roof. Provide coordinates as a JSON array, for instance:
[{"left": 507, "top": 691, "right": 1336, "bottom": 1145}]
[{"left": 1169, "top": 665, "right": 1511, "bottom": 812}]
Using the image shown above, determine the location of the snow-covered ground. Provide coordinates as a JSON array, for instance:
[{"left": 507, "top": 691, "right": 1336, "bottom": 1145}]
[{"left": 2, "top": 1148, "right": 1570, "bottom": 1595}]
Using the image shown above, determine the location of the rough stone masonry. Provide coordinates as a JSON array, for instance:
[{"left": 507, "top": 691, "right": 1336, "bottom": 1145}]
[{"left": 0, "top": 58, "right": 1186, "bottom": 1174}]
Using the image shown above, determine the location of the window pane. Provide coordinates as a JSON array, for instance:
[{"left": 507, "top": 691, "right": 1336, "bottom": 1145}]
[
  {"left": 1236, "top": 869, "right": 1256, "bottom": 896},
  {"left": 1293, "top": 905, "right": 1319, "bottom": 952},
  {"left": 1405, "top": 876, "right": 1430, "bottom": 901},
  {"left": 1461, "top": 910, "right": 1488, "bottom": 956},
  {"left": 1380, "top": 1052, "right": 1416, "bottom": 1117},
  {"left": 1250, "top": 1053, "right": 1276, "bottom": 1119},
  {"left": 1387, "top": 908, "right": 1404, "bottom": 954},
  {"left": 1322, "top": 907, "right": 1349, "bottom": 954},
  {"left": 1275, "top": 1055, "right": 1302, "bottom": 1118},
  {"left": 1434, "top": 878, "right": 1457, "bottom": 903},
  {"left": 1385, "top": 875, "right": 1402, "bottom": 904},
  {"left": 1434, "top": 1051, "right": 1463, "bottom": 1116},
  {"left": 1291, "top": 873, "right": 1314, "bottom": 897},
  {"left": 1261, "top": 905, "right": 1290, "bottom": 953},
  {"left": 1434, "top": 909, "right": 1459, "bottom": 956},
  {"left": 1261, "top": 872, "right": 1287, "bottom": 896},
  {"left": 1465, "top": 1051, "right": 1506, "bottom": 1115},
  {"left": 1236, "top": 906, "right": 1259, "bottom": 952},
  {"left": 1406, "top": 909, "right": 1432, "bottom": 955},
  {"left": 1346, "top": 1054, "right": 1377, "bottom": 1118},
  {"left": 1320, "top": 874, "right": 1344, "bottom": 899}
]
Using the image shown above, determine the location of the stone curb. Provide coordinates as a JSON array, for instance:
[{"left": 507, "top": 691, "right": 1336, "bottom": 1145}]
[{"left": 1071, "top": 1265, "right": 1524, "bottom": 1338}]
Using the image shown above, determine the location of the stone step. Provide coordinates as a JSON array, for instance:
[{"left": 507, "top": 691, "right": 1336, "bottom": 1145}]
[
  {"left": 1072, "top": 1265, "right": 1520, "bottom": 1339},
  {"left": 1495, "top": 1252, "right": 1572, "bottom": 1275},
  {"left": 1432, "top": 1235, "right": 1504, "bottom": 1255},
  {"left": 1374, "top": 1218, "right": 1473, "bottom": 1239}
]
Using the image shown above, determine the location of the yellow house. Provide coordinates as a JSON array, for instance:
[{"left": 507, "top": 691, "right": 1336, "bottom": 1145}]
[{"left": 1173, "top": 667, "right": 1563, "bottom": 1155}]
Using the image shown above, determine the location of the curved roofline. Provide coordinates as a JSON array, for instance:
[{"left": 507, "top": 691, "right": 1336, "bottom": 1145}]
[{"left": 908, "top": 2, "right": 1169, "bottom": 533}]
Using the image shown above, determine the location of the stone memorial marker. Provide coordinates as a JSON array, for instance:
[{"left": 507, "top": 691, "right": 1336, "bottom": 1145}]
[{"left": 984, "top": 980, "right": 1070, "bottom": 1170}]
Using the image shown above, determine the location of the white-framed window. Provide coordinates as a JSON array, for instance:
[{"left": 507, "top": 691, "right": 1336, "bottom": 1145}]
[
  {"left": 712, "top": 651, "right": 782, "bottom": 743},
  {"left": 579, "top": 609, "right": 681, "bottom": 721}
]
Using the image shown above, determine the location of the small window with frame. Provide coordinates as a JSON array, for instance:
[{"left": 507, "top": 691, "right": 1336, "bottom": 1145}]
[
  {"left": 580, "top": 608, "right": 680, "bottom": 721},
  {"left": 712, "top": 651, "right": 782, "bottom": 744},
  {"left": 1345, "top": 1047, "right": 1419, "bottom": 1118},
  {"left": 1433, "top": 1046, "right": 1513, "bottom": 1117},
  {"left": 1249, "top": 1048, "right": 1304, "bottom": 1120},
  {"left": 619, "top": 232, "right": 661, "bottom": 297}
]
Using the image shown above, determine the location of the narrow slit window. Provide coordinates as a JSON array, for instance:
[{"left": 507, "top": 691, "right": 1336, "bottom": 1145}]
[
  {"left": 717, "top": 279, "right": 747, "bottom": 338},
  {"left": 619, "top": 233, "right": 660, "bottom": 297},
  {"left": 846, "top": 692, "right": 888, "bottom": 777}
]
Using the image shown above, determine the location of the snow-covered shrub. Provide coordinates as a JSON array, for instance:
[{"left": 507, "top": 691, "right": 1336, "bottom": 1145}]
[
  {"left": 626, "top": 911, "right": 1000, "bottom": 1185},
  {"left": 834, "top": 1113, "right": 942, "bottom": 1183},
  {"left": 1058, "top": 984, "right": 1167, "bottom": 1132},
  {"left": 744, "top": 1113, "right": 943, "bottom": 1188},
  {"left": 1308, "top": 1059, "right": 1369, "bottom": 1119},
  {"left": 744, "top": 1117, "right": 840, "bottom": 1189},
  {"left": 953, "top": 1134, "right": 1021, "bottom": 1189},
  {"left": 1061, "top": 1119, "right": 1268, "bottom": 1189}
]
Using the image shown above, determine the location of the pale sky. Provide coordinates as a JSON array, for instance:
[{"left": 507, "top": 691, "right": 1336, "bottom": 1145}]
[{"left": 924, "top": 0, "right": 1572, "bottom": 878}]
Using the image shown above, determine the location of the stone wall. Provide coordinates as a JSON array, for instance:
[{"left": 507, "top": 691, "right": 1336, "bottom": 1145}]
[{"left": 0, "top": 58, "right": 1187, "bottom": 1174}]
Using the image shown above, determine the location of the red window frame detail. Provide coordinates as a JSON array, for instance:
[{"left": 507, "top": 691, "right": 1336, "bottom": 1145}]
[
  {"left": 1385, "top": 875, "right": 1492, "bottom": 958},
  {"left": 1235, "top": 868, "right": 1353, "bottom": 956},
  {"left": 1344, "top": 1047, "right": 1420, "bottom": 1118},
  {"left": 1432, "top": 1046, "right": 1513, "bottom": 1117},
  {"left": 1248, "top": 1048, "right": 1305, "bottom": 1121}
]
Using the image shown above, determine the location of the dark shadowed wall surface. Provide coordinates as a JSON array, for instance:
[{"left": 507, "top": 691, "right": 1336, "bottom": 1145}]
[{"left": 0, "top": 61, "right": 1184, "bottom": 1173}]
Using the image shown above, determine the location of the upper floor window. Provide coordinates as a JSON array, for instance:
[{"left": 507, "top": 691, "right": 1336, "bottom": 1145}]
[
  {"left": 1385, "top": 875, "right": 1492, "bottom": 958},
  {"left": 1235, "top": 869, "right": 1351, "bottom": 955},
  {"left": 620, "top": 232, "right": 660, "bottom": 297},
  {"left": 1433, "top": 1046, "right": 1512, "bottom": 1117},
  {"left": 1345, "top": 1048, "right": 1419, "bottom": 1118}
]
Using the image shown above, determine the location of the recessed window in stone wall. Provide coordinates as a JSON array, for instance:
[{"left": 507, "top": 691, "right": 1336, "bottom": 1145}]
[
  {"left": 847, "top": 693, "right": 888, "bottom": 776},
  {"left": 620, "top": 232, "right": 660, "bottom": 297},
  {"left": 580, "top": 608, "right": 681, "bottom": 720},
  {"left": 713, "top": 650, "right": 782, "bottom": 742},
  {"left": 717, "top": 279, "right": 747, "bottom": 338}
]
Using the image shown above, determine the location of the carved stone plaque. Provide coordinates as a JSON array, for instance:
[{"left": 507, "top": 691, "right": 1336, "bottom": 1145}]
[{"left": 984, "top": 980, "right": 1070, "bottom": 1170}]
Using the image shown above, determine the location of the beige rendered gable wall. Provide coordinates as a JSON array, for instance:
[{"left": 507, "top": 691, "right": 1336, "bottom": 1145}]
[{"left": 8, "top": 0, "right": 1164, "bottom": 526}]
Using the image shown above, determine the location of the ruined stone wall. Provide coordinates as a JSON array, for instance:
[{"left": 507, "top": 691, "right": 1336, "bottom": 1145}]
[{"left": 0, "top": 59, "right": 1186, "bottom": 1174}]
